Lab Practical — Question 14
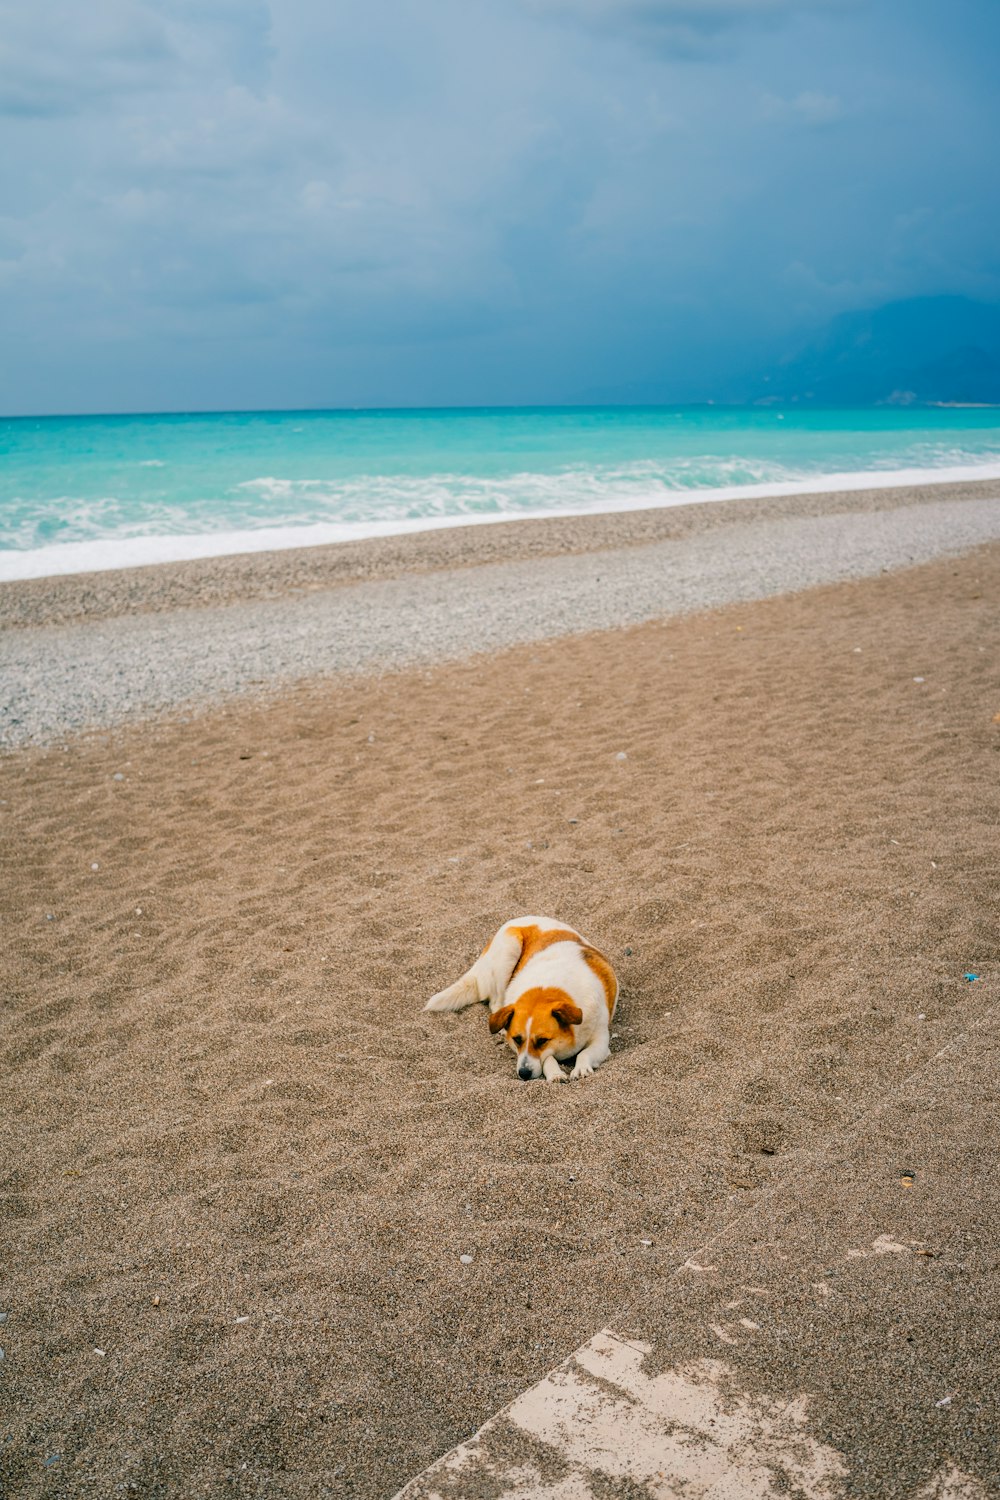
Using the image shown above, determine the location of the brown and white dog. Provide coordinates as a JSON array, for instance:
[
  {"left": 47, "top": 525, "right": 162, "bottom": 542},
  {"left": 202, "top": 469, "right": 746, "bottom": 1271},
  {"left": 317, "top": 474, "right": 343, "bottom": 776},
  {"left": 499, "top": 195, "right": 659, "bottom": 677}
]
[{"left": 424, "top": 915, "right": 618, "bottom": 1082}]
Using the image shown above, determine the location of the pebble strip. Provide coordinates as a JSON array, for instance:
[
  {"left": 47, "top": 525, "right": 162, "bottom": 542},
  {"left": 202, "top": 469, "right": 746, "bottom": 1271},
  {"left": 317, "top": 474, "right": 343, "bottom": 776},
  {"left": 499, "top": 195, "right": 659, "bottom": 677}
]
[{"left": 2, "top": 496, "right": 999, "bottom": 749}]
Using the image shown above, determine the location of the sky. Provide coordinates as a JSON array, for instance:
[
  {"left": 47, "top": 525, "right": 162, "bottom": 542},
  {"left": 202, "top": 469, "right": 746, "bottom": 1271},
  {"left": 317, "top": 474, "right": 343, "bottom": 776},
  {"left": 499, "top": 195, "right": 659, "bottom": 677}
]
[{"left": 1, "top": 0, "right": 999, "bottom": 414}]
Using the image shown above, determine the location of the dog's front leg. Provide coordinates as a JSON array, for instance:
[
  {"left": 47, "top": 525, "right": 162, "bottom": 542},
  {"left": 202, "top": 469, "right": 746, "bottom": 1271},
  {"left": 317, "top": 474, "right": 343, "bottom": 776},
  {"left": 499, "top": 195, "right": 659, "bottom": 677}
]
[
  {"left": 542, "top": 1055, "right": 568, "bottom": 1084},
  {"left": 570, "top": 1034, "right": 610, "bottom": 1080}
]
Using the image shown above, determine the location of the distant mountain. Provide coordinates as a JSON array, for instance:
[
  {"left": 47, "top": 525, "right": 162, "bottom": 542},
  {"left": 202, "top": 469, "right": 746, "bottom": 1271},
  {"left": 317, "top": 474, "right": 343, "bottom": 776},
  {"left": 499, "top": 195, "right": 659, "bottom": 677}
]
[
  {"left": 576, "top": 295, "right": 1000, "bottom": 407},
  {"left": 755, "top": 296, "right": 1000, "bottom": 406}
]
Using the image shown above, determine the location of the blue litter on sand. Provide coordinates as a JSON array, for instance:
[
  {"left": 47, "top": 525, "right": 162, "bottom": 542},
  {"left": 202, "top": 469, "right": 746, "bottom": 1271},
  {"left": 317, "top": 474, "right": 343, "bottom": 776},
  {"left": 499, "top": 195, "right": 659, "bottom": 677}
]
[{"left": 963, "top": 973, "right": 979, "bottom": 982}]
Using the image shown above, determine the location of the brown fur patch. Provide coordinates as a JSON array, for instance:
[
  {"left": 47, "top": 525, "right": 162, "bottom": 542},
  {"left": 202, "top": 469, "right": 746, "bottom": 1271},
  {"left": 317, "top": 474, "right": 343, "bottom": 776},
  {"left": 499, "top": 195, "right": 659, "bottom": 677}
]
[
  {"left": 582, "top": 946, "right": 618, "bottom": 1017},
  {"left": 551, "top": 999, "right": 584, "bottom": 1028},
  {"left": 509, "top": 924, "right": 582, "bottom": 976}
]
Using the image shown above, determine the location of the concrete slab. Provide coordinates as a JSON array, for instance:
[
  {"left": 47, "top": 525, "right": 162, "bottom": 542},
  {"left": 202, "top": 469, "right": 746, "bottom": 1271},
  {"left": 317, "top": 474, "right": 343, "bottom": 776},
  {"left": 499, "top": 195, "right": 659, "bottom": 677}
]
[{"left": 394, "top": 1008, "right": 999, "bottom": 1499}]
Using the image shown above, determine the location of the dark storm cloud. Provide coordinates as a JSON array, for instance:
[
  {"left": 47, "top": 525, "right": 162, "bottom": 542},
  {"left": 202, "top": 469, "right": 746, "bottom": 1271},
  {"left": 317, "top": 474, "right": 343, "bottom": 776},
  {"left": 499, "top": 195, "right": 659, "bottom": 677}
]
[
  {"left": 0, "top": 0, "right": 997, "bottom": 412},
  {"left": 524, "top": 0, "right": 864, "bottom": 57}
]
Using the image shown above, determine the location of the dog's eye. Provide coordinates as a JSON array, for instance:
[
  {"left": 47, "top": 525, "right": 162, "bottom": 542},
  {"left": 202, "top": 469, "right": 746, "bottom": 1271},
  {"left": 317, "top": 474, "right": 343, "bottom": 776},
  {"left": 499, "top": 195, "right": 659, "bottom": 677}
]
[
  {"left": 512, "top": 1035, "right": 524, "bottom": 1046},
  {"left": 534, "top": 1037, "right": 550, "bottom": 1048}
]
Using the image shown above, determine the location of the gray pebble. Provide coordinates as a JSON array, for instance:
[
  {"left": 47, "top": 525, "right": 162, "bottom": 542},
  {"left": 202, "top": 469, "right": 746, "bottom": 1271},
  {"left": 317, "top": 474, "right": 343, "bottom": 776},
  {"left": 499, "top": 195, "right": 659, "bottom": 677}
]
[{"left": 5, "top": 497, "right": 1000, "bottom": 748}]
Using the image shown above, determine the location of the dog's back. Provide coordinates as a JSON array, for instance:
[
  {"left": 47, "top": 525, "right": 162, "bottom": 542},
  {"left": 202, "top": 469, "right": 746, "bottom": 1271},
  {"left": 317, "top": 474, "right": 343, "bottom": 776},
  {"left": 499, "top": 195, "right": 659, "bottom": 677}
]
[{"left": 425, "top": 914, "right": 617, "bottom": 1019}]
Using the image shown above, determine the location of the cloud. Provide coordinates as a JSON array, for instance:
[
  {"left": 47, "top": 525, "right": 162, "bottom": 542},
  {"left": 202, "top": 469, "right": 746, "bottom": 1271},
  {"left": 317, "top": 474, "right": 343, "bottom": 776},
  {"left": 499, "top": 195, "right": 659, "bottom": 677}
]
[
  {"left": 0, "top": 0, "right": 271, "bottom": 117},
  {"left": 0, "top": 0, "right": 176, "bottom": 116},
  {"left": 760, "top": 89, "right": 845, "bottom": 126},
  {"left": 0, "top": 0, "right": 997, "bottom": 413},
  {"left": 524, "top": 0, "right": 863, "bottom": 56}
]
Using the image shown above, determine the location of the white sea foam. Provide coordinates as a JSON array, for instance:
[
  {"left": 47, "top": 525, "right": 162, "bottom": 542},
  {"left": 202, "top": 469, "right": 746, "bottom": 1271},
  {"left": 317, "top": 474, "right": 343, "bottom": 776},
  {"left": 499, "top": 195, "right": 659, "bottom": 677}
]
[
  {"left": 2, "top": 459, "right": 999, "bottom": 582},
  {"left": 229, "top": 457, "right": 815, "bottom": 517}
]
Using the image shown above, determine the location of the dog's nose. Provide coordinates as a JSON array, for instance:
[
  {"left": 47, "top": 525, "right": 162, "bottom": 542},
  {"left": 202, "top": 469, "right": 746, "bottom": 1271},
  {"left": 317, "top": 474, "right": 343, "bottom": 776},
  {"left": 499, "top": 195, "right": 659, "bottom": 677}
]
[{"left": 517, "top": 1064, "right": 533, "bottom": 1081}]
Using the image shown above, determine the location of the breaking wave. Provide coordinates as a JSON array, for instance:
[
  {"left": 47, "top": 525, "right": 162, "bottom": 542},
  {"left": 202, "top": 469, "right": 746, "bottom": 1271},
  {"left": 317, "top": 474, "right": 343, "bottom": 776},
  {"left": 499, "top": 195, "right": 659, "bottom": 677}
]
[
  {"left": 2, "top": 454, "right": 1000, "bottom": 581},
  {"left": 3, "top": 402, "right": 1000, "bottom": 580}
]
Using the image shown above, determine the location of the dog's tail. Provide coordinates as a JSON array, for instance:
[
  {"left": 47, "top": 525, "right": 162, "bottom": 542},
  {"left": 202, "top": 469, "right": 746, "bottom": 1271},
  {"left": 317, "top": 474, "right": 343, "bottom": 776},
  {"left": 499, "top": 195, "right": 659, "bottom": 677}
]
[{"left": 424, "top": 971, "right": 481, "bottom": 1012}]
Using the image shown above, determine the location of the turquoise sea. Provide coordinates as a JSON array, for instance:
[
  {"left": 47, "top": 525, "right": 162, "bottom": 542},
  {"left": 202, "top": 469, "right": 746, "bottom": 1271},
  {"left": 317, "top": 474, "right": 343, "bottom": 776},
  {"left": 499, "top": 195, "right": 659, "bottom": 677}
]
[{"left": 2, "top": 405, "right": 1000, "bottom": 580}]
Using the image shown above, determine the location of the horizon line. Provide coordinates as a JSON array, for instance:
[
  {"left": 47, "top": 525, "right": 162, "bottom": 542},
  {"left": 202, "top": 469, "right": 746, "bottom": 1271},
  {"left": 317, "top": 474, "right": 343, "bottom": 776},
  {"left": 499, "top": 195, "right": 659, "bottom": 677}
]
[{"left": 5, "top": 398, "right": 996, "bottom": 422}]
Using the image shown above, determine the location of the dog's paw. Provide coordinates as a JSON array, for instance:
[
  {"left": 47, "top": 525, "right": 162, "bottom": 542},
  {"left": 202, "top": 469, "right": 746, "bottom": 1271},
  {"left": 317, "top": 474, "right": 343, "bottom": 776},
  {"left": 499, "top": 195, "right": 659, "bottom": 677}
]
[
  {"left": 546, "top": 1069, "right": 568, "bottom": 1084},
  {"left": 570, "top": 1058, "right": 595, "bottom": 1081}
]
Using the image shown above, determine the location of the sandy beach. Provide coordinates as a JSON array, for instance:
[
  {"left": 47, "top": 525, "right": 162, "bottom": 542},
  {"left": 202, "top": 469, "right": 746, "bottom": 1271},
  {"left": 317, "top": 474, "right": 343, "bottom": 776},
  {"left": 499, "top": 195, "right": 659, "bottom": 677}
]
[{"left": 2, "top": 481, "right": 999, "bottom": 1498}]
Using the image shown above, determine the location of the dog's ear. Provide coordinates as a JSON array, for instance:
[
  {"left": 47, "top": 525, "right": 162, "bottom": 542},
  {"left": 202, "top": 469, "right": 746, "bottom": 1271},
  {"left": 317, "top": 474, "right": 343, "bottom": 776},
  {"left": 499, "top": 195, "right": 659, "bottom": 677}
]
[
  {"left": 488, "top": 1004, "right": 515, "bottom": 1035},
  {"left": 551, "top": 1000, "right": 583, "bottom": 1028}
]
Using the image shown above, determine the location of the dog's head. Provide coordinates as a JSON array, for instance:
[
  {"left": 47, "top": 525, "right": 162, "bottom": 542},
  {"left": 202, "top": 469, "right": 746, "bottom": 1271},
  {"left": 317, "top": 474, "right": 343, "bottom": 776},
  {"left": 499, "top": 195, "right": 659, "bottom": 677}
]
[{"left": 488, "top": 986, "right": 583, "bottom": 1080}]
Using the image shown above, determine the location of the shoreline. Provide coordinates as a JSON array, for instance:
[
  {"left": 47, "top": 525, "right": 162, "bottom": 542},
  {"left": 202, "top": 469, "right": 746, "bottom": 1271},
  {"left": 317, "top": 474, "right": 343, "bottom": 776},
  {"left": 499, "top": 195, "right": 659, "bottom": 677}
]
[
  {"left": 2, "top": 459, "right": 1000, "bottom": 591},
  {"left": 2, "top": 472, "right": 999, "bottom": 632},
  {"left": 4, "top": 487, "right": 1000, "bottom": 750}
]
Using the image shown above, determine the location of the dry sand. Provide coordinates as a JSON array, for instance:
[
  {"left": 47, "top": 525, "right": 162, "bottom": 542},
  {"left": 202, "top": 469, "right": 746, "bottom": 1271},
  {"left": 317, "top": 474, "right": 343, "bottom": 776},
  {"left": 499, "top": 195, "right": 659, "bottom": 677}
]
[
  {"left": 1, "top": 505, "right": 999, "bottom": 1498},
  {"left": 402, "top": 1013, "right": 1000, "bottom": 1498}
]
